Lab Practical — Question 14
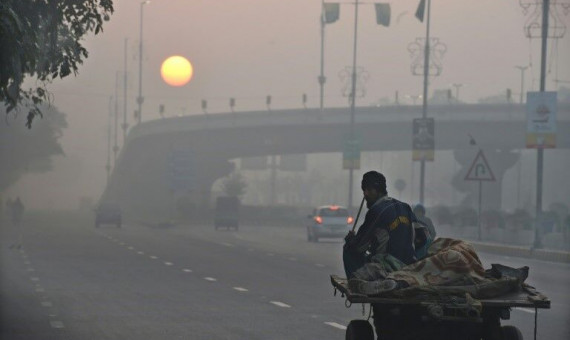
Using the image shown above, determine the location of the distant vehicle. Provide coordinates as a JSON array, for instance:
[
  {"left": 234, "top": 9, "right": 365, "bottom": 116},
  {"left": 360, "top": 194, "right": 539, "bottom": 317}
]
[
  {"left": 95, "top": 203, "right": 122, "bottom": 228},
  {"left": 307, "top": 205, "right": 353, "bottom": 242},
  {"left": 214, "top": 196, "right": 240, "bottom": 230}
]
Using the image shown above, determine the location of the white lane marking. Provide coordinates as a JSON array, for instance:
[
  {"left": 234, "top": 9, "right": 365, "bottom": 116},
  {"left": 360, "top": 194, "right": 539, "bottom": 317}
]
[
  {"left": 288, "top": 257, "right": 297, "bottom": 261},
  {"left": 27, "top": 268, "right": 35, "bottom": 272},
  {"left": 50, "top": 320, "right": 65, "bottom": 329},
  {"left": 270, "top": 301, "right": 291, "bottom": 308},
  {"left": 182, "top": 269, "right": 193, "bottom": 273},
  {"left": 164, "top": 262, "right": 174, "bottom": 266},
  {"left": 137, "top": 251, "right": 144, "bottom": 255},
  {"left": 150, "top": 256, "right": 158, "bottom": 260},
  {"left": 35, "top": 287, "right": 45, "bottom": 293},
  {"left": 324, "top": 322, "right": 347, "bottom": 330},
  {"left": 220, "top": 242, "right": 234, "bottom": 247},
  {"left": 233, "top": 287, "right": 248, "bottom": 292},
  {"left": 41, "top": 301, "right": 53, "bottom": 307},
  {"left": 515, "top": 307, "right": 536, "bottom": 314},
  {"left": 118, "top": 242, "right": 125, "bottom": 246},
  {"left": 30, "top": 277, "right": 39, "bottom": 281},
  {"left": 267, "top": 253, "right": 275, "bottom": 256},
  {"left": 315, "top": 263, "right": 325, "bottom": 268},
  {"left": 247, "top": 248, "right": 255, "bottom": 252},
  {"left": 128, "top": 246, "right": 135, "bottom": 250},
  {"left": 204, "top": 277, "right": 217, "bottom": 282},
  {"left": 24, "top": 261, "right": 31, "bottom": 265}
]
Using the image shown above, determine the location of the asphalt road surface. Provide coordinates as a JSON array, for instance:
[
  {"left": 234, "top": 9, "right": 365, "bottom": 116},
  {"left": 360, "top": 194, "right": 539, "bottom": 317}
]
[{"left": 1, "top": 212, "right": 569, "bottom": 339}]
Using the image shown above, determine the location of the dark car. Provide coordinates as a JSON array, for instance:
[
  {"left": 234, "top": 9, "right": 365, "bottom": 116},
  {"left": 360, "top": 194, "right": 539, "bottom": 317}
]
[
  {"left": 95, "top": 203, "right": 122, "bottom": 228},
  {"left": 307, "top": 205, "right": 353, "bottom": 242}
]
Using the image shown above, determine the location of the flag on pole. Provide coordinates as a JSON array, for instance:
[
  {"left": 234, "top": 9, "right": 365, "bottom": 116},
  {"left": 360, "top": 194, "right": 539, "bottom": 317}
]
[
  {"left": 322, "top": 3, "right": 340, "bottom": 24},
  {"left": 374, "top": 3, "right": 391, "bottom": 27},
  {"left": 415, "top": 0, "right": 426, "bottom": 22}
]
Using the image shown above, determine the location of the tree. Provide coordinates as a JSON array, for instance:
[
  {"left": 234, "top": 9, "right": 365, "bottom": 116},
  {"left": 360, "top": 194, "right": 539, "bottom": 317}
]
[
  {"left": 221, "top": 172, "right": 247, "bottom": 198},
  {"left": 0, "top": 0, "right": 114, "bottom": 128},
  {"left": 0, "top": 105, "right": 67, "bottom": 192}
]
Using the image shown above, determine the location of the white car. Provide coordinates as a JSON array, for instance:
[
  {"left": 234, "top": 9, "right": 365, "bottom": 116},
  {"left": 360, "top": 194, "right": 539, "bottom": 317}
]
[{"left": 307, "top": 205, "right": 353, "bottom": 242}]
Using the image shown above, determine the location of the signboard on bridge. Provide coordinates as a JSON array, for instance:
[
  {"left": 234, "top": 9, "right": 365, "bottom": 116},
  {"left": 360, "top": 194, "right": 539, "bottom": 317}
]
[
  {"left": 168, "top": 149, "right": 196, "bottom": 192},
  {"left": 280, "top": 154, "right": 307, "bottom": 172},
  {"left": 343, "top": 137, "right": 361, "bottom": 170},
  {"left": 526, "top": 91, "right": 557, "bottom": 149},
  {"left": 412, "top": 117, "right": 434, "bottom": 161},
  {"left": 240, "top": 157, "right": 268, "bottom": 170},
  {"left": 464, "top": 150, "right": 495, "bottom": 182}
]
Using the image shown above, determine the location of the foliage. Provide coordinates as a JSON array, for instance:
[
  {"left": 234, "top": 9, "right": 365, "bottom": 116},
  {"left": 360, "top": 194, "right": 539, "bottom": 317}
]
[
  {"left": 453, "top": 206, "right": 478, "bottom": 227},
  {"left": 221, "top": 172, "right": 247, "bottom": 198},
  {"left": 431, "top": 205, "right": 453, "bottom": 225},
  {"left": 505, "top": 209, "right": 533, "bottom": 231},
  {"left": 0, "top": 0, "right": 114, "bottom": 128},
  {"left": 0, "top": 105, "right": 67, "bottom": 192},
  {"left": 480, "top": 209, "right": 506, "bottom": 229}
]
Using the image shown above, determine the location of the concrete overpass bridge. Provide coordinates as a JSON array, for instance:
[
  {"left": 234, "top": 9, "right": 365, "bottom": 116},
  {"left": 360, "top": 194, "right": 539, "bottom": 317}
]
[{"left": 102, "top": 103, "right": 570, "bottom": 218}]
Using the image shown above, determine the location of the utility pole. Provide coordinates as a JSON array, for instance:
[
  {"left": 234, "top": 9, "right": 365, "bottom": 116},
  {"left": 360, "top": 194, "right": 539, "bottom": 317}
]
[
  {"left": 122, "top": 38, "right": 129, "bottom": 146},
  {"left": 419, "top": 0, "right": 432, "bottom": 205},
  {"left": 113, "top": 72, "right": 119, "bottom": 166},
  {"left": 515, "top": 65, "right": 529, "bottom": 104},
  {"left": 347, "top": 0, "right": 360, "bottom": 209},
  {"left": 534, "top": 0, "right": 549, "bottom": 249}
]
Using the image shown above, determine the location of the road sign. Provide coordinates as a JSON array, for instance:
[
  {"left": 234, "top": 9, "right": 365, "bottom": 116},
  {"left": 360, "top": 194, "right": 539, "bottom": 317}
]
[
  {"left": 412, "top": 118, "right": 434, "bottom": 161},
  {"left": 464, "top": 150, "right": 495, "bottom": 182},
  {"left": 526, "top": 91, "right": 557, "bottom": 148}
]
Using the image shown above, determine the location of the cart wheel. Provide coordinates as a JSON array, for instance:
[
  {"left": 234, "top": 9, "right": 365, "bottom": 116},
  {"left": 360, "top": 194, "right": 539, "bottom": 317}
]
[
  {"left": 502, "top": 326, "right": 523, "bottom": 340},
  {"left": 346, "top": 320, "right": 374, "bottom": 340}
]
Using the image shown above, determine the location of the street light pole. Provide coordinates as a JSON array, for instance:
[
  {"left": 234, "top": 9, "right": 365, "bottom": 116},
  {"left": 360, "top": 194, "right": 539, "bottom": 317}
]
[
  {"left": 122, "top": 38, "right": 129, "bottom": 145},
  {"left": 137, "top": 1, "right": 150, "bottom": 125},
  {"left": 452, "top": 83, "right": 462, "bottom": 102},
  {"left": 534, "top": 0, "right": 550, "bottom": 249},
  {"left": 419, "top": 0, "right": 431, "bottom": 205},
  {"left": 106, "top": 96, "right": 112, "bottom": 185},
  {"left": 347, "top": 0, "right": 360, "bottom": 209},
  {"left": 113, "top": 71, "right": 119, "bottom": 166},
  {"left": 319, "top": 0, "right": 326, "bottom": 115},
  {"left": 515, "top": 65, "right": 529, "bottom": 104}
]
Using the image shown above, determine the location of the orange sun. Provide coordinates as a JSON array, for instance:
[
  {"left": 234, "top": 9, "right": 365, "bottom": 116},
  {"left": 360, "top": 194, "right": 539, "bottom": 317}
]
[{"left": 161, "top": 56, "right": 193, "bottom": 87}]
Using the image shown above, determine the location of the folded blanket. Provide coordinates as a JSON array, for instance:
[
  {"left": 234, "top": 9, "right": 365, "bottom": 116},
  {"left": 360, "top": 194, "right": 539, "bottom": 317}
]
[{"left": 350, "top": 238, "right": 528, "bottom": 299}]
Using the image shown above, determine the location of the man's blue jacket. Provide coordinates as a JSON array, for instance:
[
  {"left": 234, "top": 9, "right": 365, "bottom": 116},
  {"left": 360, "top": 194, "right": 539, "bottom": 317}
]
[{"left": 344, "top": 196, "right": 417, "bottom": 265}]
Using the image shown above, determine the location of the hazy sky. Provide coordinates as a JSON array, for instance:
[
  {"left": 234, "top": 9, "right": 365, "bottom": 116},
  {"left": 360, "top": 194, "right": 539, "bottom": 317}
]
[{"left": 7, "top": 0, "right": 570, "bottom": 209}]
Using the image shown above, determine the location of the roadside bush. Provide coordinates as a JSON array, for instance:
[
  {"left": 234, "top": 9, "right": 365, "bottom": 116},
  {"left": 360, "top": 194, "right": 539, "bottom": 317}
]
[
  {"left": 505, "top": 209, "right": 533, "bottom": 231},
  {"left": 431, "top": 205, "right": 453, "bottom": 225},
  {"left": 481, "top": 209, "right": 506, "bottom": 229},
  {"left": 453, "top": 207, "right": 478, "bottom": 227}
]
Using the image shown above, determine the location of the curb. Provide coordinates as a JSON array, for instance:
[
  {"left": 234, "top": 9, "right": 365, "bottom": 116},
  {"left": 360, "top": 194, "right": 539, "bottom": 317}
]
[{"left": 470, "top": 241, "right": 570, "bottom": 263}]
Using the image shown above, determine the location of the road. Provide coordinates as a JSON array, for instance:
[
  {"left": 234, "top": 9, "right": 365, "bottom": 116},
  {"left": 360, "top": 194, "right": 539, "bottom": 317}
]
[{"left": 1, "top": 212, "right": 569, "bottom": 339}]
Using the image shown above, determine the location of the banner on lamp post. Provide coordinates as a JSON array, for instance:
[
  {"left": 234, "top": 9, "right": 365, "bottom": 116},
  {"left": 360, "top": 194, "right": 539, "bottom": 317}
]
[
  {"left": 322, "top": 3, "right": 340, "bottom": 24},
  {"left": 526, "top": 91, "right": 557, "bottom": 149},
  {"left": 374, "top": 3, "right": 391, "bottom": 27}
]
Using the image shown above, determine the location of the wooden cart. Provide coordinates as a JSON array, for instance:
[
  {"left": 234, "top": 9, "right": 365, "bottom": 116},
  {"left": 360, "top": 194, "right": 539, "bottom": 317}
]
[{"left": 330, "top": 275, "right": 550, "bottom": 340}]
